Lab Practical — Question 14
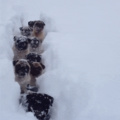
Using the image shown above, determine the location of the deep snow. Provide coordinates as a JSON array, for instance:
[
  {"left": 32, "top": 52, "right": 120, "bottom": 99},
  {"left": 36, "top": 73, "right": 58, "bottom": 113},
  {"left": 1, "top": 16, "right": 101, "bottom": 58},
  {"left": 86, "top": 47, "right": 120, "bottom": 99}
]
[{"left": 0, "top": 0, "right": 120, "bottom": 120}]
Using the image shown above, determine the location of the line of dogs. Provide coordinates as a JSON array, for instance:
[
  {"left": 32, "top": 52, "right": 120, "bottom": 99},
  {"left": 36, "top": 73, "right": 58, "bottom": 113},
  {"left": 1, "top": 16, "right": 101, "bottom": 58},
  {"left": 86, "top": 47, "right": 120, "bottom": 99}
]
[
  {"left": 12, "top": 20, "right": 54, "bottom": 120},
  {"left": 13, "top": 20, "right": 45, "bottom": 93}
]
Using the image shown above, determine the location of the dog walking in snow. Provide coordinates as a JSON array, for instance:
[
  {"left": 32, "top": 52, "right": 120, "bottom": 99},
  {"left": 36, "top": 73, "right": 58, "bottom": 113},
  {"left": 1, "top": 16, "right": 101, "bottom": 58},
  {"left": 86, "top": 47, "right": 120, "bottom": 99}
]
[
  {"left": 12, "top": 36, "right": 30, "bottom": 60},
  {"left": 13, "top": 59, "right": 31, "bottom": 93},
  {"left": 28, "top": 20, "right": 45, "bottom": 42}
]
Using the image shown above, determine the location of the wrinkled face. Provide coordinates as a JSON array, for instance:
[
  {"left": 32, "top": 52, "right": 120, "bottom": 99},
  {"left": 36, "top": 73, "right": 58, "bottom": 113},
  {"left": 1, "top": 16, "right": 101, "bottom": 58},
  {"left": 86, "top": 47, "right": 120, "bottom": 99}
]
[
  {"left": 30, "top": 62, "right": 45, "bottom": 77},
  {"left": 14, "top": 60, "right": 30, "bottom": 77},
  {"left": 30, "top": 38, "right": 39, "bottom": 48},
  {"left": 33, "top": 22, "right": 45, "bottom": 34},
  {"left": 26, "top": 53, "right": 41, "bottom": 62},
  {"left": 14, "top": 36, "right": 29, "bottom": 51},
  {"left": 20, "top": 27, "right": 32, "bottom": 36}
]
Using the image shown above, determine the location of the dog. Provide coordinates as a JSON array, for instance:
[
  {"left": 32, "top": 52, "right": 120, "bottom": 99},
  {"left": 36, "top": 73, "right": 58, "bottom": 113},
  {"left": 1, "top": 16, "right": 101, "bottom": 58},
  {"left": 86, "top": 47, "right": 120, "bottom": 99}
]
[
  {"left": 29, "top": 61, "right": 45, "bottom": 87},
  {"left": 20, "top": 93, "right": 54, "bottom": 120},
  {"left": 26, "top": 52, "right": 45, "bottom": 87},
  {"left": 28, "top": 20, "right": 45, "bottom": 41},
  {"left": 13, "top": 59, "right": 31, "bottom": 93},
  {"left": 26, "top": 52, "right": 45, "bottom": 88},
  {"left": 25, "top": 52, "right": 42, "bottom": 63},
  {"left": 13, "top": 59, "right": 45, "bottom": 93},
  {"left": 28, "top": 20, "right": 44, "bottom": 28},
  {"left": 19, "top": 26, "right": 33, "bottom": 37},
  {"left": 28, "top": 37, "right": 42, "bottom": 53},
  {"left": 12, "top": 36, "right": 30, "bottom": 60}
]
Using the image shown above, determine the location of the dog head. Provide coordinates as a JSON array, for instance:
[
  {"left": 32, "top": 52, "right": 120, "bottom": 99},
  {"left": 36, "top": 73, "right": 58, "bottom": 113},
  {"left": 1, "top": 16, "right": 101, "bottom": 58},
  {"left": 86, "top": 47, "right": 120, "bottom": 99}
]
[
  {"left": 28, "top": 20, "right": 45, "bottom": 27},
  {"left": 30, "top": 62, "right": 45, "bottom": 77},
  {"left": 33, "top": 21, "right": 45, "bottom": 34},
  {"left": 26, "top": 53, "right": 42, "bottom": 62},
  {"left": 14, "top": 36, "right": 30, "bottom": 51},
  {"left": 29, "top": 38, "right": 40, "bottom": 48},
  {"left": 19, "top": 26, "right": 32, "bottom": 37},
  {"left": 13, "top": 59, "right": 31, "bottom": 78}
]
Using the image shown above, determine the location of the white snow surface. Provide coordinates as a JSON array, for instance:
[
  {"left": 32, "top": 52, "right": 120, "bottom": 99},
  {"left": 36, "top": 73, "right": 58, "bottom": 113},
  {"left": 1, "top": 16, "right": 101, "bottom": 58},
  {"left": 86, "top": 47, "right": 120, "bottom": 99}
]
[{"left": 0, "top": 0, "right": 120, "bottom": 120}]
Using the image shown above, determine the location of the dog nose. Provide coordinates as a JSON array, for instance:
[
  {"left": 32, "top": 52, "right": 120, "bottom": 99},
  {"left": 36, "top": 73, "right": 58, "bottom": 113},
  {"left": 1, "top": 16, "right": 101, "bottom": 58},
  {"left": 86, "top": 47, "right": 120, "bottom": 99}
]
[{"left": 19, "top": 71, "right": 25, "bottom": 76}]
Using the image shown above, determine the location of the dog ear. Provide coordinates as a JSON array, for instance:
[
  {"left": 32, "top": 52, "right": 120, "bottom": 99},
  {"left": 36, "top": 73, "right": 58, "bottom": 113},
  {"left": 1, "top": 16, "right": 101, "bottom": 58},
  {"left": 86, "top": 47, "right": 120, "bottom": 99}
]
[
  {"left": 19, "top": 27, "right": 23, "bottom": 31},
  {"left": 38, "top": 21, "right": 45, "bottom": 26},
  {"left": 42, "top": 21, "right": 45, "bottom": 26},
  {"left": 28, "top": 61, "right": 32, "bottom": 67},
  {"left": 27, "top": 38, "right": 31, "bottom": 43},
  {"left": 28, "top": 21, "right": 35, "bottom": 27},
  {"left": 13, "top": 36, "right": 17, "bottom": 41},
  {"left": 40, "top": 63, "right": 45, "bottom": 69},
  {"left": 13, "top": 60, "right": 18, "bottom": 66}
]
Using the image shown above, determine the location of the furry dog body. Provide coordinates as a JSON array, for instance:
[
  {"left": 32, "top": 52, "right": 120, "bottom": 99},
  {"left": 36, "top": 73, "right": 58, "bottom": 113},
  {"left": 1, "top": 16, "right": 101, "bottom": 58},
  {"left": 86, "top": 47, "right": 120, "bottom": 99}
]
[
  {"left": 13, "top": 59, "right": 31, "bottom": 93},
  {"left": 13, "top": 36, "right": 30, "bottom": 60},
  {"left": 26, "top": 53, "right": 42, "bottom": 63}
]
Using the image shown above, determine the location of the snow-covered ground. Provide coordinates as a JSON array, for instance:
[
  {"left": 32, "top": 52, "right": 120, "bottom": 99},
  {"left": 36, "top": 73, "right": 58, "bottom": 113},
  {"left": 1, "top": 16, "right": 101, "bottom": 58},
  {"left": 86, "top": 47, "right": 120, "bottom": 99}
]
[{"left": 0, "top": 0, "right": 120, "bottom": 120}]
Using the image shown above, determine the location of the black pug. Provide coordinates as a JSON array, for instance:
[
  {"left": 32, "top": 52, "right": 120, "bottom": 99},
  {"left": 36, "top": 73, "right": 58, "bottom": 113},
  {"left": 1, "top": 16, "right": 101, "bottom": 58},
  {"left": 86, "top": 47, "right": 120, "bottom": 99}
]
[
  {"left": 20, "top": 93, "right": 54, "bottom": 120},
  {"left": 26, "top": 52, "right": 42, "bottom": 63}
]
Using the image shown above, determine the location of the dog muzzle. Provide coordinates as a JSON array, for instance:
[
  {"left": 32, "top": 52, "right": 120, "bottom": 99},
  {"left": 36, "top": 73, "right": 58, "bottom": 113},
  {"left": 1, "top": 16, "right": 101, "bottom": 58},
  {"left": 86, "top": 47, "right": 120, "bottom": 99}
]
[
  {"left": 15, "top": 42, "right": 28, "bottom": 51},
  {"left": 30, "top": 40, "right": 39, "bottom": 48}
]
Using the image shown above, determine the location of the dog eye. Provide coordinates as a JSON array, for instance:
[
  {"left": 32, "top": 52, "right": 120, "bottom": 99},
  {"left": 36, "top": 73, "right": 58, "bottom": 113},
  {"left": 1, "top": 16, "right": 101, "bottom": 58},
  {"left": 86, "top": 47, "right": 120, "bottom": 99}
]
[
  {"left": 35, "top": 23, "right": 42, "bottom": 27},
  {"left": 35, "top": 41, "right": 39, "bottom": 43},
  {"left": 24, "top": 43, "right": 27, "bottom": 46},
  {"left": 25, "top": 30, "right": 29, "bottom": 32},
  {"left": 25, "top": 68, "right": 28, "bottom": 72}
]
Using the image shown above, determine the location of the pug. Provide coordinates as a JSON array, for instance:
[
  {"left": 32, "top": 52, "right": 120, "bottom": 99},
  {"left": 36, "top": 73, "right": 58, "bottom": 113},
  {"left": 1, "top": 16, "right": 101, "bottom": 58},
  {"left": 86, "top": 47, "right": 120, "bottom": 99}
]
[
  {"left": 29, "top": 61, "right": 45, "bottom": 87},
  {"left": 29, "top": 37, "right": 42, "bottom": 53},
  {"left": 28, "top": 20, "right": 45, "bottom": 41},
  {"left": 25, "top": 52, "right": 42, "bottom": 63},
  {"left": 13, "top": 59, "right": 31, "bottom": 93},
  {"left": 12, "top": 36, "right": 30, "bottom": 60},
  {"left": 19, "top": 26, "right": 32, "bottom": 37}
]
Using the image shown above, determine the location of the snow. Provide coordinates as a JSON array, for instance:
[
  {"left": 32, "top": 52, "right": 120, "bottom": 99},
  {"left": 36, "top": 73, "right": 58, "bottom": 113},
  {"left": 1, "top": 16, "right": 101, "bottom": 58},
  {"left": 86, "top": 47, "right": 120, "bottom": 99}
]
[{"left": 0, "top": 0, "right": 120, "bottom": 120}]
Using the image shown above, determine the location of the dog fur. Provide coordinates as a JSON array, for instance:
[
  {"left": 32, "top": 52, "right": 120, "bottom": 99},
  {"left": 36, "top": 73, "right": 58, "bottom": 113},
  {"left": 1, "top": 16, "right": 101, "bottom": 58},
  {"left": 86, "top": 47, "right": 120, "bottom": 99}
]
[{"left": 12, "top": 36, "right": 30, "bottom": 60}]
